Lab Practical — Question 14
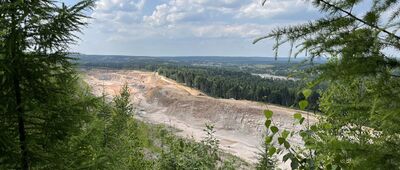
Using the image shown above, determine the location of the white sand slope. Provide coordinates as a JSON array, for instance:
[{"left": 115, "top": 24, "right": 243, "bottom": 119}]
[{"left": 83, "top": 69, "right": 317, "bottom": 166}]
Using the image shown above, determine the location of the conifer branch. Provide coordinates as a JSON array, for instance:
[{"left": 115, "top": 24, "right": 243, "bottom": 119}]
[{"left": 318, "top": 0, "right": 400, "bottom": 40}]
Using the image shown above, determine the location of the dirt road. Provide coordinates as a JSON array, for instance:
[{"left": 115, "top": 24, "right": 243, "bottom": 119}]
[{"left": 83, "top": 69, "right": 317, "bottom": 165}]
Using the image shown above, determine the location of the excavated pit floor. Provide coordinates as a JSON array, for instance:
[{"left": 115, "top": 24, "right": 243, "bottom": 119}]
[{"left": 83, "top": 69, "right": 317, "bottom": 166}]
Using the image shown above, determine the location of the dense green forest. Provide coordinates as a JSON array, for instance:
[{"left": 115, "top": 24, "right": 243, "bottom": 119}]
[{"left": 157, "top": 66, "right": 320, "bottom": 109}]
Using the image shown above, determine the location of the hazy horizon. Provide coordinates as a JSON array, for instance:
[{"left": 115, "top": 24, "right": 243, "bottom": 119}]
[{"left": 76, "top": 53, "right": 308, "bottom": 58}]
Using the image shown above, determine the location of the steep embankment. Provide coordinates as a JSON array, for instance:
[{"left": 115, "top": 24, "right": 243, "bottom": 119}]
[{"left": 83, "top": 69, "right": 317, "bottom": 164}]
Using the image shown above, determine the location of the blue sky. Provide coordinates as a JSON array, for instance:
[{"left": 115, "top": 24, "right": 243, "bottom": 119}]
[{"left": 65, "top": 0, "right": 322, "bottom": 56}]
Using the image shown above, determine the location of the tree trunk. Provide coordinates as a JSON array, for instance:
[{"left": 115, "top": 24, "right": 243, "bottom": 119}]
[
  {"left": 14, "top": 74, "right": 29, "bottom": 170},
  {"left": 10, "top": 7, "right": 29, "bottom": 169}
]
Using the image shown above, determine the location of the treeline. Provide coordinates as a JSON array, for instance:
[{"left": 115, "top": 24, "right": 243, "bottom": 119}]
[
  {"left": 77, "top": 55, "right": 317, "bottom": 78},
  {"left": 157, "top": 66, "right": 319, "bottom": 109},
  {"left": 80, "top": 59, "right": 320, "bottom": 109}
]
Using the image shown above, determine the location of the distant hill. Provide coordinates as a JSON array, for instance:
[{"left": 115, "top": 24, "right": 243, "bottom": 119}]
[{"left": 73, "top": 54, "right": 326, "bottom": 66}]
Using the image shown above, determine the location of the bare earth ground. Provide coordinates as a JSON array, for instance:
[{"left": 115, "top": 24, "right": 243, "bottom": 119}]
[{"left": 83, "top": 69, "right": 317, "bottom": 167}]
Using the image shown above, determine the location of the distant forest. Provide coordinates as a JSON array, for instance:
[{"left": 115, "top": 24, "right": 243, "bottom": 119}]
[
  {"left": 158, "top": 66, "right": 312, "bottom": 107},
  {"left": 78, "top": 55, "right": 320, "bottom": 109}
]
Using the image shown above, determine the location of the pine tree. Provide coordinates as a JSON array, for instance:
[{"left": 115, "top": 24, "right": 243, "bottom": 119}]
[
  {"left": 0, "top": 0, "right": 94, "bottom": 169},
  {"left": 111, "top": 83, "right": 134, "bottom": 136},
  {"left": 255, "top": 0, "right": 400, "bottom": 168}
]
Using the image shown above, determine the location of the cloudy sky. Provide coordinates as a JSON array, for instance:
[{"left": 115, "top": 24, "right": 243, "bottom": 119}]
[{"left": 65, "top": 0, "right": 321, "bottom": 56}]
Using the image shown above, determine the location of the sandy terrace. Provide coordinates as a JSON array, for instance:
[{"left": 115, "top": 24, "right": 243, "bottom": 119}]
[{"left": 83, "top": 69, "right": 317, "bottom": 165}]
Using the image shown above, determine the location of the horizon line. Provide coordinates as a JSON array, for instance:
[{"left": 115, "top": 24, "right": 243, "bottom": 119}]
[{"left": 73, "top": 53, "right": 312, "bottom": 58}]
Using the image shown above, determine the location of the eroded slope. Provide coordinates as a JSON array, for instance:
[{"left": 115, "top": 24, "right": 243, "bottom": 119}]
[{"left": 83, "top": 69, "right": 316, "bottom": 164}]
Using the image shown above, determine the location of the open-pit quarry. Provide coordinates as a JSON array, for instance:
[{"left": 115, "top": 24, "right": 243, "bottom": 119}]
[{"left": 83, "top": 69, "right": 317, "bottom": 166}]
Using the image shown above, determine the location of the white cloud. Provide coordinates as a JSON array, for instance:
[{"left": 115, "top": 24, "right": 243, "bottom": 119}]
[
  {"left": 143, "top": 3, "right": 187, "bottom": 26},
  {"left": 89, "top": 0, "right": 148, "bottom": 39},
  {"left": 139, "top": 0, "right": 313, "bottom": 40},
  {"left": 74, "top": 0, "right": 322, "bottom": 56},
  {"left": 92, "top": 0, "right": 147, "bottom": 23},
  {"left": 143, "top": 0, "right": 250, "bottom": 26},
  {"left": 236, "top": 0, "right": 314, "bottom": 18},
  {"left": 95, "top": 0, "right": 146, "bottom": 12},
  {"left": 192, "top": 24, "right": 273, "bottom": 38},
  {"left": 88, "top": 0, "right": 315, "bottom": 42}
]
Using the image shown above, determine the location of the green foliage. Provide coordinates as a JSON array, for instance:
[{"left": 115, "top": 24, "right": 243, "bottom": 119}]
[
  {"left": 110, "top": 83, "right": 134, "bottom": 134},
  {"left": 256, "top": 143, "right": 276, "bottom": 170},
  {"left": 158, "top": 123, "right": 245, "bottom": 170},
  {"left": 58, "top": 85, "right": 246, "bottom": 169},
  {"left": 219, "top": 158, "right": 238, "bottom": 170},
  {"left": 302, "top": 89, "right": 312, "bottom": 99},
  {"left": 0, "top": 1, "right": 252, "bottom": 169},
  {"left": 98, "top": 84, "right": 153, "bottom": 169},
  {"left": 264, "top": 110, "right": 274, "bottom": 119},
  {"left": 157, "top": 66, "right": 320, "bottom": 108},
  {"left": 293, "top": 113, "right": 302, "bottom": 120},
  {"left": 314, "top": 76, "right": 400, "bottom": 169},
  {"left": 259, "top": 99, "right": 316, "bottom": 170},
  {"left": 265, "top": 119, "right": 272, "bottom": 128},
  {"left": 257, "top": 109, "right": 277, "bottom": 169},
  {"left": 270, "top": 126, "right": 279, "bottom": 134},
  {"left": 113, "top": 83, "right": 134, "bottom": 116},
  {"left": 256, "top": 0, "right": 400, "bottom": 169},
  {"left": 0, "top": 0, "right": 94, "bottom": 169},
  {"left": 298, "top": 100, "right": 308, "bottom": 110},
  {"left": 202, "top": 124, "right": 220, "bottom": 158}
]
